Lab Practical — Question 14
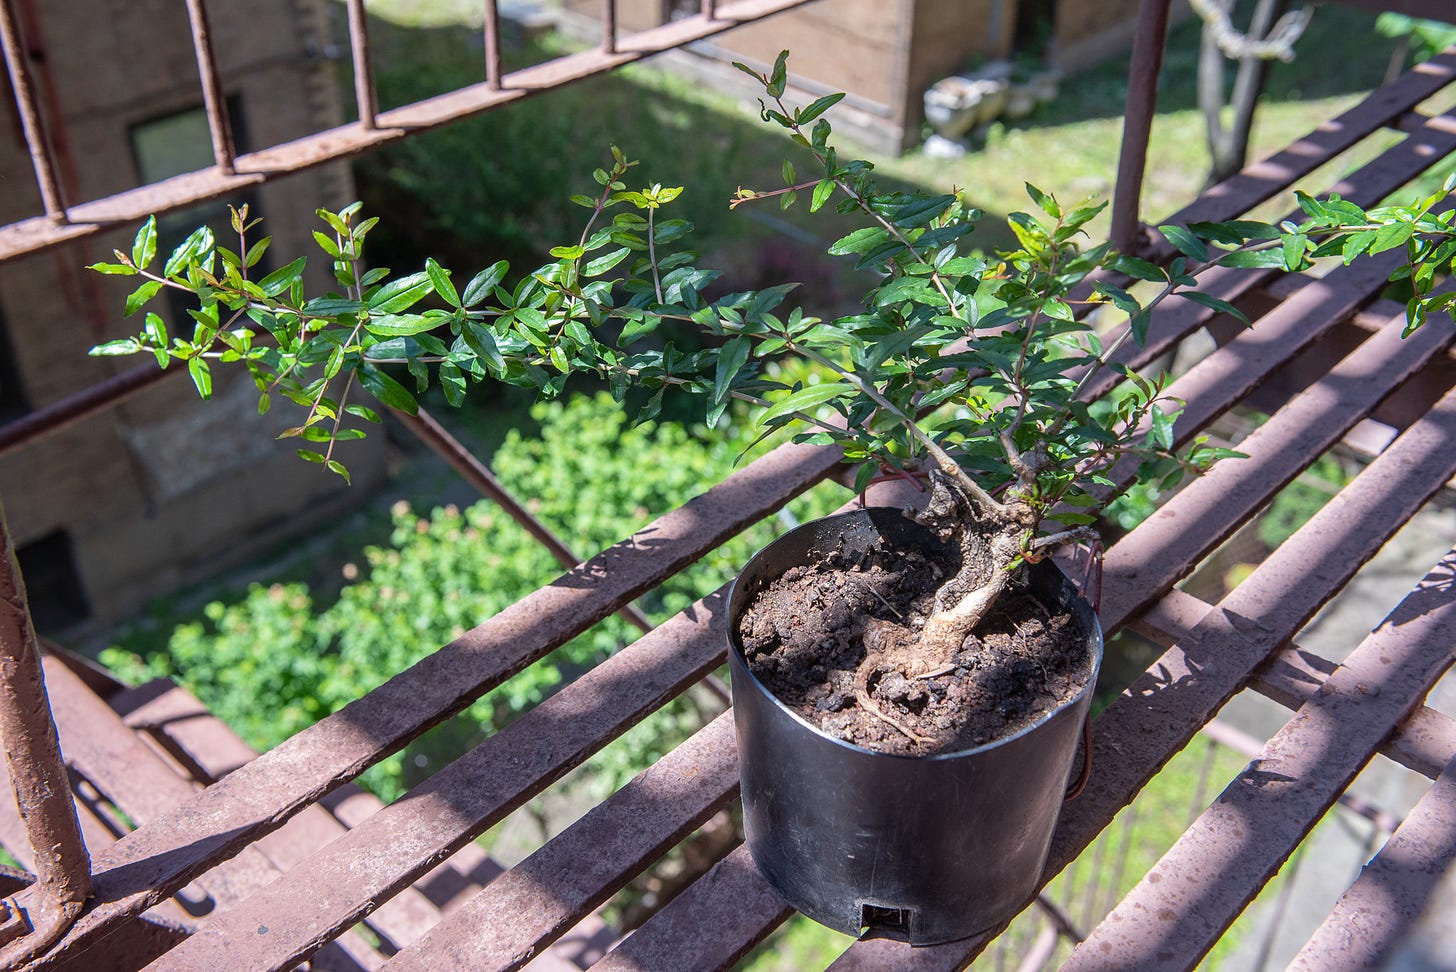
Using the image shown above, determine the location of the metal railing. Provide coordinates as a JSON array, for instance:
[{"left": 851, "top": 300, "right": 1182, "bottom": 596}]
[{"left": 0, "top": 0, "right": 1453, "bottom": 968}]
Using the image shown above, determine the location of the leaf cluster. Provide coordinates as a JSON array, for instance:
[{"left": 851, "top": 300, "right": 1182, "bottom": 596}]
[{"left": 90, "top": 55, "right": 1456, "bottom": 559}]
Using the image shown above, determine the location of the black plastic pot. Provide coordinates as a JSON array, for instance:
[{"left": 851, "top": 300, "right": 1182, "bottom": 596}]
[{"left": 728, "top": 507, "right": 1102, "bottom": 945}]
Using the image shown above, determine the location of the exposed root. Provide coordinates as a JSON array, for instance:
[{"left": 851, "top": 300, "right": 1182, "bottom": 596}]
[{"left": 852, "top": 657, "right": 935, "bottom": 746}]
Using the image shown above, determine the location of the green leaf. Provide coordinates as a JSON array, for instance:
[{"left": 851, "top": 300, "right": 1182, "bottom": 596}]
[
  {"left": 1282, "top": 233, "right": 1309, "bottom": 271},
  {"left": 759, "top": 382, "right": 852, "bottom": 426},
  {"left": 1110, "top": 255, "right": 1167, "bottom": 282},
  {"left": 359, "top": 365, "right": 419, "bottom": 414},
  {"left": 131, "top": 217, "right": 158, "bottom": 270},
  {"left": 1176, "top": 290, "right": 1250, "bottom": 325},
  {"left": 365, "top": 314, "right": 438, "bottom": 337},
  {"left": 713, "top": 336, "right": 751, "bottom": 404},
  {"left": 187, "top": 356, "right": 213, "bottom": 399},
  {"left": 370, "top": 271, "right": 433, "bottom": 313},
  {"left": 439, "top": 360, "right": 466, "bottom": 406},
  {"left": 549, "top": 244, "right": 586, "bottom": 260},
  {"left": 124, "top": 280, "right": 164, "bottom": 317},
  {"left": 1187, "top": 220, "right": 1281, "bottom": 244},
  {"left": 164, "top": 226, "right": 215, "bottom": 277},
  {"left": 462, "top": 261, "right": 508, "bottom": 307},
  {"left": 810, "top": 178, "right": 835, "bottom": 213},
  {"left": 797, "top": 92, "right": 844, "bottom": 124},
  {"left": 1159, "top": 224, "right": 1208, "bottom": 262},
  {"left": 89, "top": 338, "right": 142, "bottom": 356},
  {"left": 828, "top": 226, "right": 889, "bottom": 256},
  {"left": 1026, "top": 184, "right": 1060, "bottom": 219},
  {"left": 326, "top": 460, "right": 351, "bottom": 484},
  {"left": 259, "top": 257, "right": 307, "bottom": 298},
  {"left": 88, "top": 261, "right": 138, "bottom": 276},
  {"left": 584, "top": 248, "right": 631, "bottom": 276},
  {"left": 426, "top": 258, "right": 460, "bottom": 308},
  {"left": 1368, "top": 220, "right": 1414, "bottom": 255},
  {"left": 1218, "top": 248, "right": 1287, "bottom": 269}
]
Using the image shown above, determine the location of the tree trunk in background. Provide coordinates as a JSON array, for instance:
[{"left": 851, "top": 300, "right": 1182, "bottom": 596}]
[{"left": 1199, "top": 0, "right": 1291, "bottom": 186}]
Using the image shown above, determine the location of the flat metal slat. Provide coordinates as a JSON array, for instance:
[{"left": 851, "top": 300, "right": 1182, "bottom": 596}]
[
  {"left": 139, "top": 586, "right": 737, "bottom": 970},
  {"left": 1063, "top": 546, "right": 1456, "bottom": 970},
  {"left": 0, "top": 0, "right": 820, "bottom": 264},
  {"left": 1289, "top": 752, "right": 1456, "bottom": 970},
  {"left": 384, "top": 713, "right": 741, "bottom": 972},
  {"left": 1099, "top": 300, "right": 1455, "bottom": 630},
  {"left": 1092, "top": 107, "right": 1456, "bottom": 399},
  {"left": 21, "top": 436, "right": 844, "bottom": 967},
  {"left": 590, "top": 844, "right": 793, "bottom": 972},
  {"left": 1133, "top": 589, "right": 1456, "bottom": 783},
  {"left": 1160, "top": 49, "right": 1456, "bottom": 237}
]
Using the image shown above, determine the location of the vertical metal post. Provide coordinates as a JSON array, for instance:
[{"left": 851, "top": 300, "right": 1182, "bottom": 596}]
[
  {"left": 0, "top": 501, "right": 91, "bottom": 963},
  {"left": 601, "top": 0, "right": 617, "bottom": 55},
  {"left": 182, "top": 0, "right": 236, "bottom": 175},
  {"left": 483, "top": 0, "right": 502, "bottom": 91},
  {"left": 702, "top": 0, "right": 718, "bottom": 18},
  {"left": 0, "top": 0, "right": 66, "bottom": 221},
  {"left": 1110, "top": 0, "right": 1174, "bottom": 255},
  {"left": 345, "top": 0, "right": 378, "bottom": 128}
]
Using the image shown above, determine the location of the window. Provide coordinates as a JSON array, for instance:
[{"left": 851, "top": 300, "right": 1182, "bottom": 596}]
[{"left": 16, "top": 531, "right": 89, "bottom": 632}]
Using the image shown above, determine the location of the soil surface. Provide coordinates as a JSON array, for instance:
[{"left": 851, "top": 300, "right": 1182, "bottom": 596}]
[{"left": 736, "top": 534, "right": 1093, "bottom": 756}]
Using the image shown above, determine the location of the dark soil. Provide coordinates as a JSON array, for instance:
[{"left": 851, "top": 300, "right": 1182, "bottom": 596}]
[{"left": 735, "top": 536, "right": 1093, "bottom": 756}]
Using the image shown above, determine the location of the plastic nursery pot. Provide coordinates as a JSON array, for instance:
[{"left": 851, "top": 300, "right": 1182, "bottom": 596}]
[{"left": 727, "top": 507, "right": 1102, "bottom": 945}]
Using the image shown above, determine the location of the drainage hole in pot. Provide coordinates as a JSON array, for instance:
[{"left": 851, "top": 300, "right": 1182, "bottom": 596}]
[{"left": 859, "top": 903, "right": 912, "bottom": 938}]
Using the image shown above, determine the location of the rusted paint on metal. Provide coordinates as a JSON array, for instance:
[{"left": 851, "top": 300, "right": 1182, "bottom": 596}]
[
  {"left": 0, "top": 0, "right": 822, "bottom": 263},
  {"left": 0, "top": 364, "right": 176, "bottom": 459},
  {"left": 1064, "top": 547, "right": 1456, "bottom": 970},
  {"left": 591, "top": 845, "right": 794, "bottom": 972},
  {"left": 1135, "top": 588, "right": 1456, "bottom": 783},
  {"left": 140, "top": 585, "right": 738, "bottom": 970},
  {"left": 1109, "top": 0, "right": 1172, "bottom": 254},
  {"left": 1290, "top": 752, "right": 1456, "bottom": 970},
  {"left": 344, "top": 0, "right": 378, "bottom": 128},
  {"left": 0, "top": 503, "right": 90, "bottom": 968},
  {"left": 0, "top": 0, "right": 65, "bottom": 219},
  {"left": 385, "top": 713, "right": 740, "bottom": 971},
  {"left": 182, "top": 0, "right": 236, "bottom": 175}
]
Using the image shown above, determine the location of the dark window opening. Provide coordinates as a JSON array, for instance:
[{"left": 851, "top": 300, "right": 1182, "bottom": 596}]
[
  {"left": 128, "top": 100, "right": 262, "bottom": 325},
  {"left": 16, "top": 531, "right": 89, "bottom": 633},
  {"left": 0, "top": 301, "right": 31, "bottom": 422}
]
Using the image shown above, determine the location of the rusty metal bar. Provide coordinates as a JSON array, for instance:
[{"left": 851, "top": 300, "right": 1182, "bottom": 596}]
[
  {"left": 393, "top": 407, "right": 658, "bottom": 637},
  {"left": 0, "top": 0, "right": 66, "bottom": 220},
  {"left": 182, "top": 0, "right": 236, "bottom": 175},
  {"left": 344, "top": 0, "right": 378, "bottom": 129},
  {"left": 594, "top": 844, "right": 792, "bottom": 971},
  {"left": 1064, "top": 546, "right": 1456, "bottom": 970},
  {"left": 0, "top": 363, "right": 175, "bottom": 460},
  {"left": 141, "top": 586, "right": 737, "bottom": 970},
  {"left": 1289, "top": 752, "right": 1456, "bottom": 971},
  {"left": 0, "top": 0, "right": 822, "bottom": 264},
  {"left": 1096, "top": 302, "right": 1455, "bottom": 625},
  {"left": 22, "top": 434, "right": 845, "bottom": 966},
  {"left": 483, "top": 0, "right": 502, "bottom": 90},
  {"left": 0, "top": 502, "right": 90, "bottom": 967},
  {"left": 386, "top": 713, "right": 740, "bottom": 971},
  {"left": 1109, "top": 0, "right": 1173, "bottom": 253},
  {"left": 1093, "top": 106, "right": 1456, "bottom": 402},
  {"left": 601, "top": 0, "right": 617, "bottom": 55},
  {"left": 1137, "top": 589, "right": 1456, "bottom": 784}
]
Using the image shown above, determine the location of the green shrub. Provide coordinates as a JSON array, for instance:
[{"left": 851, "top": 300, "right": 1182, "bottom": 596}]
[{"left": 101, "top": 393, "right": 840, "bottom": 800}]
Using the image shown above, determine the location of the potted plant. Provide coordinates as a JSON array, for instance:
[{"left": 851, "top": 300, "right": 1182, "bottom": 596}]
[{"left": 89, "top": 52, "right": 1455, "bottom": 944}]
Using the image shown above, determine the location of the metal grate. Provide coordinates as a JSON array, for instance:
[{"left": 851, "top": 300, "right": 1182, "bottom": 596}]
[{"left": 0, "top": 1, "right": 1453, "bottom": 968}]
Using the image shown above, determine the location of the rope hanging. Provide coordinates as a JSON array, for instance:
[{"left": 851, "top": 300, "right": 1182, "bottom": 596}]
[{"left": 1189, "top": 0, "right": 1316, "bottom": 62}]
